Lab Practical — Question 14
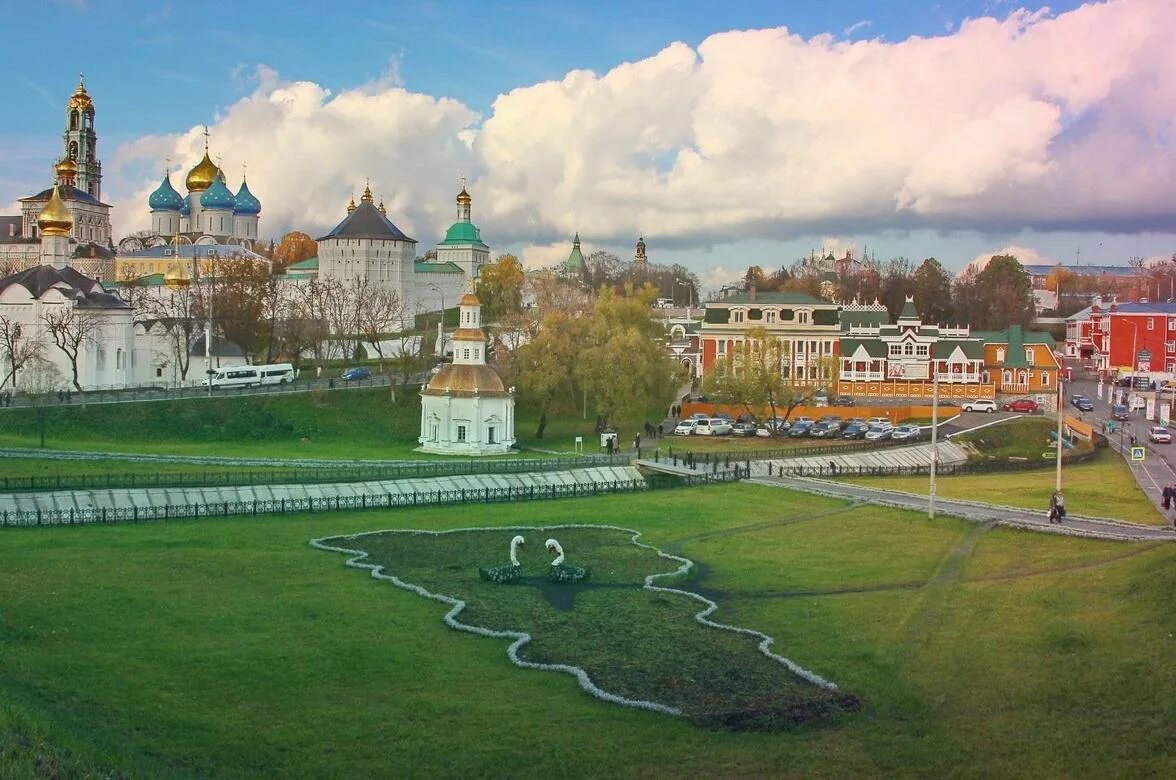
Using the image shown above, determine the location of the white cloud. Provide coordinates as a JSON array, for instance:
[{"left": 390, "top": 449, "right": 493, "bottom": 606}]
[
  {"left": 843, "top": 20, "right": 871, "bottom": 36},
  {"left": 107, "top": 0, "right": 1176, "bottom": 254}
]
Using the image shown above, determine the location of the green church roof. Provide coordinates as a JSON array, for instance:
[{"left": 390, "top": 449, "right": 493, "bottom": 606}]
[
  {"left": 285, "top": 257, "right": 319, "bottom": 271},
  {"left": 565, "top": 233, "right": 585, "bottom": 272},
  {"left": 439, "top": 220, "right": 489, "bottom": 249},
  {"left": 414, "top": 260, "right": 463, "bottom": 275}
]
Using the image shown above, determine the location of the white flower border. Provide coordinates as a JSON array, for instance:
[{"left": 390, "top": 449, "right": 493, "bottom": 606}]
[{"left": 309, "top": 523, "right": 838, "bottom": 719}]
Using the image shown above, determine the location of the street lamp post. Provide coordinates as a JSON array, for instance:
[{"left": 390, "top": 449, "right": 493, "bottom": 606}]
[
  {"left": 427, "top": 283, "right": 445, "bottom": 358},
  {"left": 1056, "top": 374, "right": 1064, "bottom": 492},
  {"left": 674, "top": 277, "right": 694, "bottom": 314},
  {"left": 929, "top": 363, "right": 939, "bottom": 519}
]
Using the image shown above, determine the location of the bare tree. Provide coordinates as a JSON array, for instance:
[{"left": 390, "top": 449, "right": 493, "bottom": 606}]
[
  {"left": 21, "top": 358, "right": 65, "bottom": 447},
  {"left": 145, "top": 284, "right": 201, "bottom": 384},
  {"left": 354, "top": 280, "right": 403, "bottom": 360},
  {"left": 291, "top": 278, "right": 342, "bottom": 365},
  {"left": 43, "top": 305, "right": 102, "bottom": 391},
  {"left": 0, "top": 314, "right": 43, "bottom": 390}
]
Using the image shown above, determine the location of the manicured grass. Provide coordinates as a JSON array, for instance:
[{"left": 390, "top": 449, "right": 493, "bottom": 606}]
[
  {"left": 959, "top": 416, "right": 1092, "bottom": 459},
  {"left": 841, "top": 450, "right": 1165, "bottom": 525},
  {"left": 1, "top": 484, "right": 1172, "bottom": 777},
  {"left": 0, "top": 457, "right": 306, "bottom": 481},
  {"left": 329, "top": 526, "right": 856, "bottom": 729}
]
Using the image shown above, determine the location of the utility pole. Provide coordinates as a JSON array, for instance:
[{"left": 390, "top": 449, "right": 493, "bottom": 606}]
[
  {"left": 1055, "top": 373, "right": 1064, "bottom": 492},
  {"left": 929, "top": 366, "right": 938, "bottom": 519}
]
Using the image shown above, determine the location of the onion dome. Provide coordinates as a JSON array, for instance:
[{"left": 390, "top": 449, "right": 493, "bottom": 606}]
[
  {"left": 199, "top": 176, "right": 236, "bottom": 210},
  {"left": 37, "top": 185, "right": 73, "bottom": 237},
  {"left": 55, "top": 157, "right": 77, "bottom": 186},
  {"left": 148, "top": 173, "right": 184, "bottom": 211},
  {"left": 163, "top": 263, "right": 189, "bottom": 287},
  {"left": 179, "top": 198, "right": 190, "bottom": 217},
  {"left": 233, "top": 177, "right": 261, "bottom": 215},
  {"left": 423, "top": 364, "right": 507, "bottom": 397},
  {"left": 378, "top": 200, "right": 387, "bottom": 216},
  {"left": 68, "top": 77, "right": 94, "bottom": 114},
  {"left": 456, "top": 187, "right": 472, "bottom": 206},
  {"left": 185, "top": 151, "right": 220, "bottom": 192},
  {"left": 458, "top": 292, "right": 480, "bottom": 307},
  {"left": 346, "top": 196, "right": 356, "bottom": 214},
  {"left": 360, "top": 182, "right": 374, "bottom": 203}
]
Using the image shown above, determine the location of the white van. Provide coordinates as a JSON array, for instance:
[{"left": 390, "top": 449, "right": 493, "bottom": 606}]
[
  {"left": 256, "top": 363, "right": 296, "bottom": 385},
  {"left": 203, "top": 366, "right": 261, "bottom": 388}
]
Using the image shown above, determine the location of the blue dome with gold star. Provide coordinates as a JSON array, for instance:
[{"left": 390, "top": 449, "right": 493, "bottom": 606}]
[
  {"left": 233, "top": 177, "right": 261, "bottom": 216},
  {"left": 199, "top": 176, "right": 236, "bottom": 210},
  {"left": 148, "top": 173, "right": 184, "bottom": 211}
]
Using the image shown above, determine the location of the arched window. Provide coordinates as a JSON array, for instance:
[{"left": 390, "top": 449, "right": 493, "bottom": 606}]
[
  {"left": 70, "top": 111, "right": 79, "bottom": 130},
  {"left": 1041, "top": 372, "right": 1050, "bottom": 387},
  {"left": 996, "top": 347, "right": 1006, "bottom": 363},
  {"left": 69, "top": 141, "right": 78, "bottom": 161}
]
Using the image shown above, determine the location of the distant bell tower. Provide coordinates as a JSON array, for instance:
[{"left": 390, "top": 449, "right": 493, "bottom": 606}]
[
  {"left": 635, "top": 235, "right": 647, "bottom": 267},
  {"left": 64, "top": 74, "right": 102, "bottom": 200}
]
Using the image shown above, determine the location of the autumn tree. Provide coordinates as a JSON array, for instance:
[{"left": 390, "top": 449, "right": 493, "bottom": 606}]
[
  {"left": 21, "top": 358, "right": 64, "bottom": 447},
  {"left": 969, "top": 255, "right": 1035, "bottom": 329},
  {"left": 43, "top": 305, "right": 102, "bottom": 391},
  {"left": 744, "top": 265, "right": 766, "bottom": 291},
  {"left": 476, "top": 254, "right": 525, "bottom": 321},
  {"left": 0, "top": 314, "right": 43, "bottom": 390},
  {"left": 516, "top": 309, "right": 588, "bottom": 437},
  {"left": 879, "top": 257, "right": 915, "bottom": 320},
  {"left": 194, "top": 258, "right": 272, "bottom": 360},
  {"left": 912, "top": 258, "right": 955, "bottom": 324},
  {"left": 704, "top": 327, "right": 826, "bottom": 430},
  {"left": 272, "top": 231, "right": 317, "bottom": 271}
]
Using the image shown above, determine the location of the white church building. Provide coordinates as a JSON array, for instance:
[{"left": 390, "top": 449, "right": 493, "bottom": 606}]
[
  {"left": 418, "top": 291, "right": 515, "bottom": 455},
  {"left": 315, "top": 184, "right": 488, "bottom": 330}
]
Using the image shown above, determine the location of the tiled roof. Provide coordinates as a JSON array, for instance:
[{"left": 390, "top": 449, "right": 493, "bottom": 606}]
[
  {"left": 0, "top": 265, "right": 128, "bottom": 309},
  {"left": 318, "top": 201, "right": 415, "bottom": 242},
  {"left": 839, "top": 309, "right": 889, "bottom": 328},
  {"left": 839, "top": 338, "right": 887, "bottom": 358},
  {"left": 931, "top": 340, "right": 984, "bottom": 359},
  {"left": 414, "top": 260, "right": 463, "bottom": 274},
  {"left": 19, "top": 184, "right": 110, "bottom": 208}
]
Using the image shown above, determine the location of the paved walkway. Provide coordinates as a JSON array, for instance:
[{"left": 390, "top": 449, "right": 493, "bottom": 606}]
[
  {"left": 0, "top": 466, "right": 646, "bottom": 525},
  {"left": 748, "top": 441, "right": 969, "bottom": 477},
  {"left": 749, "top": 475, "right": 1176, "bottom": 542}
]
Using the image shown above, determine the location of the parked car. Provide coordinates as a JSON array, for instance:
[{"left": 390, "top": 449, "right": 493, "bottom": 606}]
[
  {"left": 1002, "top": 398, "right": 1039, "bottom": 413},
  {"left": 730, "top": 421, "right": 757, "bottom": 436},
  {"left": 1149, "top": 426, "right": 1171, "bottom": 444},
  {"left": 1112, "top": 404, "right": 1130, "bottom": 421},
  {"left": 809, "top": 421, "right": 839, "bottom": 438},
  {"left": 961, "top": 399, "right": 998, "bottom": 413},
  {"left": 831, "top": 396, "right": 855, "bottom": 407},
  {"left": 1070, "top": 395, "right": 1094, "bottom": 412},
  {"left": 674, "top": 420, "right": 698, "bottom": 435},
  {"left": 341, "top": 366, "right": 372, "bottom": 381},
  {"left": 891, "top": 424, "right": 921, "bottom": 441},
  {"left": 791, "top": 416, "right": 814, "bottom": 425},
  {"left": 866, "top": 416, "right": 891, "bottom": 426},
  {"left": 754, "top": 424, "right": 775, "bottom": 438},
  {"left": 937, "top": 400, "right": 959, "bottom": 407},
  {"left": 864, "top": 423, "right": 894, "bottom": 440},
  {"left": 841, "top": 422, "right": 869, "bottom": 439},
  {"left": 706, "top": 418, "right": 733, "bottom": 435},
  {"left": 691, "top": 412, "right": 710, "bottom": 421},
  {"left": 788, "top": 421, "right": 814, "bottom": 437}
]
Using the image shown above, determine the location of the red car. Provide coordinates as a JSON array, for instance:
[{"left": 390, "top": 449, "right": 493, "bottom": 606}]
[{"left": 1002, "top": 398, "right": 1040, "bottom": 412}]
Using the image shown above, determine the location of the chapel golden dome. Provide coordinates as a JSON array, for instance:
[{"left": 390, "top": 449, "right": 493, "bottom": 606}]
[
  {"left": 423, "top": 363, "right": 508, "bottom": 397},
  {"left": 37, "top": 185, "right": 73, "bottom": 237},
  {"left": 55, "top": 157, "right": 78, "bottom": 184},
  {"left": 68, "top": 78, "right": 94, "bottom": 113},
  {"left": 163, "top": 263, "right": 189, "bottom": 287},
  {"left": 456, "top": 187, "right": 472, "bottom": 205},
  {"left": 360, "top": 182, "right": 374, "bottom": 203},
  {"left": 458, "top": 292, "right": 480, "bottom": 307},
  {"left": 346, "top": 196, "right": 357, "bottom": 214},
  {"left": 185, "top": 151, "right": 220, "bottom": 192}
]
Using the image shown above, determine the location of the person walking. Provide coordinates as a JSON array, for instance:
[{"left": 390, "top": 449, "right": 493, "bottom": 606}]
[
  {"left": 1048, "top": 493, "right": 1059, "bottom": 524},
  {"left": 1054, "top": 491, "right": 1066, "bottom": 522}
]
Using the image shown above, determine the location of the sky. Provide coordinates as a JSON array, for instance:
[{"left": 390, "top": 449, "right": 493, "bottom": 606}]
[{"left": 3, "top": 0, "right": 1175, "bottom": 291}]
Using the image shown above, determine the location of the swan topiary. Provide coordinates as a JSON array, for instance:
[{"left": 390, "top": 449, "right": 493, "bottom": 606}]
[
  {"left": 545, "top": 538, "right": 589, "bottom": 583},
  {"left": 479, "top": 535, "right": 525, "bottom": 583}
]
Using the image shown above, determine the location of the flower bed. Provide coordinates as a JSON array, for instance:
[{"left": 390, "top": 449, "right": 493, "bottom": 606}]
[{"left": 311, "top": 524, "right": 859, "bottom": 731}]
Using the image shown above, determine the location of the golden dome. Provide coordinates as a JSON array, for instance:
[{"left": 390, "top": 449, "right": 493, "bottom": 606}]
[
  {"left": 360, "top": 182, "right": 374, "bottom": 203},
  {"left": 456, "top": 187, "right": 472, "bottom": 205},
  {"left": 378, "top": 200, "right": 387, "bottom": 215},
  {"left": 185, "top": 151, "right": 220, "bottom": 192},
  {"left": 423, "top": 363, "right": 508, "bottom": 398},
  {"left": 37, "top": 185, "right": 73, "bottom": 237},
  {"left": 68, "top": 78, "right": 94, "bottom": 113},
  {"left": 55, "top": 158, "right": 77, "bottom": 185},
  {"left": 346, "top": 196, "right": 357, "bottom": 214},
  {"left": 458, "top": 292, "right": 480, "bottom": 307},
  {"left": 163, "top": 263, "right": 189, "bottom": 287}
]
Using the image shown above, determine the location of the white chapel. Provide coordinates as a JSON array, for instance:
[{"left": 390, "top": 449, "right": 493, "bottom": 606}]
[{"left": 418, "top": 291, "right": 515, "bottom": 455}]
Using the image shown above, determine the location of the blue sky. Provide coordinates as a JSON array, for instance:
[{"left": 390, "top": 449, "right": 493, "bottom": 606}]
[{"left": 6, "top": 0, "right": 1171, "bottom": 288}]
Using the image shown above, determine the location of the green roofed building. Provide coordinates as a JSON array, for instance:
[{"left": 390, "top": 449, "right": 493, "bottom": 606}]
[{"left": 563, "top": 233, "right": 586, "bottom": 278}]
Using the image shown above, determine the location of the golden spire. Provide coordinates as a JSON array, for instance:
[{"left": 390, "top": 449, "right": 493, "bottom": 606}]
[
  {"left": 346, "top": 196, "right": 357, "bottom": 214},
  {"left": 67, "top": 73, "right": 94, "bottom": 113},
  {"left": 378, "top": 197, "right": 387, "bottom": 216},
  {"left": 38, "top": 185, "right": 73, "bottom": 237},
  {"left": 360, "top": 179, "right": 374, "bottom": 203}
]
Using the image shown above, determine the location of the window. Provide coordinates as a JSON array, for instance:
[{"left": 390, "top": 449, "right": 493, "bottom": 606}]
[
  {"left": 916, "top": 344, "right": 929, "bottom": 357},
  {"left": 765, "top": 310, "right": 776, "bottom": 324},
  {"left": 798, "top": 310, "right": 810, "bottom": 324},
  {"left": 889, "top": 343, "right": 902, "bottom": 356},
  {"left": 488, "top": 426, "right": 496, "bottom": 444},
  {"left": 457, "top": 425, "right": 467, "bottom": 442},
  {"left": 809, "top": 340, "right": 818, "bottom": 352},
  {"left": 904, "top": 342, "right": 914, "bottom": 356},
  {"left": 1025, "top": 348, "right": 1033, "bottom": 362},
  {"left": 463, "top": 349, "right": 470, "bottom": 360},
  {"left": 1169, "top": 319, "right": 1176, "bottom": 330},
  {"left": 1167, "top": 341, "right": 1175, "bottom": 353},
  {"left": 1148, "top": 318, "right": 1155, "bottom": 330},
  {"left": 733, "top": 310, "right": 745, "bottom": 323},
  {"left": 996, "top": 347, "right": 1006, "bottom": 363},
  {"left": 717, "top": 340, "right": 726, "bottom": 356},
  {"left": 1042, "top": 372, "right": 1050, "bottom": 386}
]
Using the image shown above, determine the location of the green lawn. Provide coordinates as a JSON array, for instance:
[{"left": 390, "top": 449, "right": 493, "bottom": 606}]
[
  {"left": 1, "top": 484, "right": 1172, "bottom": 777},
  {"left": 841, "top": 450, "right": 1165, "bottom": 525},
  {"left": 958, "top": 416, "right": 1093, "bottom": 459}
]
